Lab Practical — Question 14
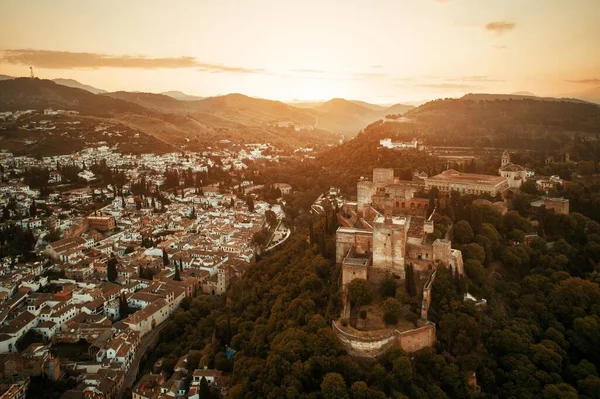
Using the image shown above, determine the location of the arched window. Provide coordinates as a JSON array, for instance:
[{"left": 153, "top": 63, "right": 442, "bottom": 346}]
[{"left": 401, "top": 202, "right": 405, "bottom": 209}]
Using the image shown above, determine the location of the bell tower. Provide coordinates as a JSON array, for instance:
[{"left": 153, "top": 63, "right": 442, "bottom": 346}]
[{"left": 501, "top": 150, "right": 510, "bottom": 167}]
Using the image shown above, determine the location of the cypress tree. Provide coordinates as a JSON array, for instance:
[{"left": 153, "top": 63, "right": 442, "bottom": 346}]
[{"left": 162, "top": 249, "right": 169, "bottom": 266}]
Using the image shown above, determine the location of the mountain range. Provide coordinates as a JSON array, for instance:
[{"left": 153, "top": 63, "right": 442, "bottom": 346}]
[
  {"left": 1, "top": 77, "right": 599, "bottom": 157},
  {"left": 0, "top": 78, "right": 416, "bottom": 139},
  {"left": 1, "top": 74, "right": 599, "bottom": 106}
]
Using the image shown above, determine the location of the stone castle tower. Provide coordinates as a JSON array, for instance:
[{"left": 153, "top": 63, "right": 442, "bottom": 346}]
[{"left": 501, "top": 150, "right": 510, "bottom": 167}]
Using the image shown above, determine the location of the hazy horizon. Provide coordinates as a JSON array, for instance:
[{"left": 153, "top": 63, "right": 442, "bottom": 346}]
[{"left": 1, "top": 0, "right": 599, "bottom": 103}]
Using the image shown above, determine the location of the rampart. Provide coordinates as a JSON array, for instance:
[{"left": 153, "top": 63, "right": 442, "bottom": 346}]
[{"left": 332, "top": 320, "right": 436, "bottom": 358}]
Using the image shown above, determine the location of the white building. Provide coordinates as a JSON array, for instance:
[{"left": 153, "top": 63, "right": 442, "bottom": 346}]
[{"left": 379, "top": 138, "right": 418, "bottom": 149}]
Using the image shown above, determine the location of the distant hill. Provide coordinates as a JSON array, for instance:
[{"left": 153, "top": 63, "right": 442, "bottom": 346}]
[
  {"left": 307, "top": 98, "right": 414, "bottom": 136},
  {"left": 195, "top": 93, "right": 318, "bottom": 126},
  {"left": 348, "top": 100, "right": 387, "bottom": 112},
  {"left": 385, "top": 103, "right": 415, "bottom": 115},
  {"left": 104, "top": 91, "right": 185, "bottom": 113},
  {"left": 0, "top": 78, "right": 341, "bottom": 153},
  {"left": 161, "top": 90, "right": 205, "bottom": 101},
  {"left": 0, "top": 78, "right": 148, "bottom": 116},
  {"left": 285, "top": 100, "right": 325, "bottom": 108},
  {"left": 403, "top": 95, "right": 600, "bottom": 149},
  {"left": 314, "top": 98, "right": 378, "bottom": 116},
  {"left": 511, "top": 91, "right": 536, "bottom": 96},
  {"left": 52, "top": 78, "right": 107, "bottom": 94},
  {"left": 0, "top": 74, "right": 15, "bottom": 81},
  {"left": 561, "top": 86, "right": 600, "bottom": 105},
  {"left": 461, "top": 92, "right": 591, "bottom": 104}
]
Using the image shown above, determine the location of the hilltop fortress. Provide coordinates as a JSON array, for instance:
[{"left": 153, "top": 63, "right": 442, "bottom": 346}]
[
  {"left": 338, "top": 168, "right": 464, "bottom": 284},
  {"left": 333, "top": 168, "right": 465, "bottom": 357}
]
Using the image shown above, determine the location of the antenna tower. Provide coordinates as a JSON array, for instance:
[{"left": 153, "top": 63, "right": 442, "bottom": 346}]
[{"left": 30, "top": 67, "right": 35, "bottom": 79}]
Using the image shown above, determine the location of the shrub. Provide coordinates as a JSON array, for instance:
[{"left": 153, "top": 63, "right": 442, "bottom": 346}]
[
  {"left": 379, "top": 274, "right": 398, "bottom": 299},
  {"left": 347, "top": 279, "right": 373, "bottom": 307},
  {"left": 382, "top": 298, "right": 403, "bottom": 325}
]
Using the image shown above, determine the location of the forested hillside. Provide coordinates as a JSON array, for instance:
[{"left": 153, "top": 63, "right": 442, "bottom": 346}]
[
  {"left": 150, "top": 183, "right": 600, "bottom": 398},
  {"left": 406, "top": 98, "right": 600, "bottom": 148}
]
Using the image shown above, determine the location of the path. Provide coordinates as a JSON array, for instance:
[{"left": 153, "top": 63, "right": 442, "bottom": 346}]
[
  {"left": 117, "top": 322, "right": 167, "bottom": 397},
  {"left": 264, "top": 220, "right": 291, "bottom": 252}
]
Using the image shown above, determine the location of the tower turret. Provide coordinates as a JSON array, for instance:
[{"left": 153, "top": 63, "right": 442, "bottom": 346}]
[{"left": 501, "top": 150, "right": 510, "bottom": 167}]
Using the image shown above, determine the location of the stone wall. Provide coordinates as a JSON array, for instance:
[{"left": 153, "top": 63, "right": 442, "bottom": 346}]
[
  {"left": 372, "top": 196, "right": 430, "bottom": 217},
  {"left": 342, "top": 262, "right": 369, "bottom": 289},
  {"left": 372, "top": 220, "right": 406, "bottom": 271},
  {"left": 332, "top": 320, "right": 437, "bottom": 357},
  {"left": 336, "top": 228, "right": 373, "bottom": 264},
  {"left": 544, "top": 198, "right": 569, "bottom": 215},
  {"left": 332, "top": 321, "right": 397, "bottom": 358},
  {"left": 373, "top": 168, "right": 394, "bottom": 184},
  {"left": 357, "top": 181, "right": 374, "bottom": 209},
  {"left": 406, "top": 241, "right": 434, "bottom": 263},
  {"left": 432, "top": 239, "right": 451, "bottom": 263},
  {"left": 397, "top": 323, "right": 436, "bottom": 353}
]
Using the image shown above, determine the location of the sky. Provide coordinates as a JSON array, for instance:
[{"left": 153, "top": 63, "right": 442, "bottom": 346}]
[{"left": 0, "top": 0, "right": 599, "bottom": 103}]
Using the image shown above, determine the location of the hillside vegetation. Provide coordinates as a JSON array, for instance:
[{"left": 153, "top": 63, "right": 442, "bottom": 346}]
[
  {"left": 404, "top": 97, "right": 600, "bottom": 148},
  {"left": 151, "top": 179, "right": 600, "bottom": 398}
]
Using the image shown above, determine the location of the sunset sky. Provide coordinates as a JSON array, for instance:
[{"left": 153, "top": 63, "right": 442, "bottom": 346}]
[{"left": 1, "top": 0, "right": 599, "bottom": 103}]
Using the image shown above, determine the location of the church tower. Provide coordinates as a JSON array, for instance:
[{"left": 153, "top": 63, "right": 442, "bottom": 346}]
[{"left": 501, "top": 150, "right": 510, "bottom": 167}]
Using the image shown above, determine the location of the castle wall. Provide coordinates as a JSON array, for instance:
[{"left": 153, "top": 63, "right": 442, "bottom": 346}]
[
  {"left": 342, "top": 263, "right": 369, "bottom": 289},
  {"left": 420, "top": 270, "right": 436, "bottom": 320},
  {"left": 371, "top": 195, "right": 429, "bottom": 217},
  {"left": 544, "top": 198, "right": 569, "bottom": 215},
  {"left": 386, "top": 183, "right": 424, "bottom": 200},
  {"left": 332, "top": 320, "right": 437, "bottom": 357},
  {"left": 397, "top": 323, "right": 436, "bottom": 353},
  {"left": 336, "top": 228, "right": 372, "bottom": 264},
  {"left": 357, "top": 181, "right": 374, "bottom": 210},
  {"left": 406, "top": 241, "right": 434, "bottom": 262},
  {"left": 372, "top": 221, "right": 406, "bottom": 271},
  {"left": 432, "top": 239, "right": 451, "bottom": 263},
  {"left": 373, "top": 168, "right": 394, "bottom": 184},
  {"left": 332, "top": 321, "right": 398, "bottom": 358}
]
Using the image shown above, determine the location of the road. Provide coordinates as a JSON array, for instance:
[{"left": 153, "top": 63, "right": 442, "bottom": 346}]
[
  {"left": 264, "top": 220, "right": 291, "bottom": 252},
  {"left": 117, "top": 322, "right": 167, "bottom": 397}
]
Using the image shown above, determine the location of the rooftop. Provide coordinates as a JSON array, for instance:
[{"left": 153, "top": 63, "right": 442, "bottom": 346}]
[{"left": 428, "top": 169, "right": 507, "bottom": 185}]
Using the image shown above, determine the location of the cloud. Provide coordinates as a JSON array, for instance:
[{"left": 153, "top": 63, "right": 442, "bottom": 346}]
[
  {"left": 417, "top": 83, "right": 482, "bottom": 90},
  {"left": 289, "top": 69, "right": 326, "bottom": 74},
  {"left": 196, "top": 63, "right": 264, "bottom": 74},
  {"left": 350, "top": 72, "right": 386, "bottom": 79},
  {"left": 485, "top": 21, "right": 516, "bottom": 35},
  {"left": 566, "top": 78, "right": 600, "bottom": 85},
  {"left": 0, "top": 49, "right": 263, "bottom": 73},
  {"left": 491, "top": 44, "right": 507, "bottom": 50},
  {"left": 445, "top": 76, "right": 504, "bottom": 82}
]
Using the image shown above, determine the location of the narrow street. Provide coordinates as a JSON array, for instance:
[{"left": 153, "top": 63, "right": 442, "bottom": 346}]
[{"left": 117, "top": 322, "right": 167, "bottom": 397}]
